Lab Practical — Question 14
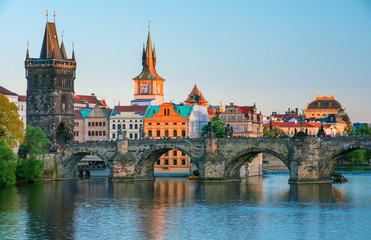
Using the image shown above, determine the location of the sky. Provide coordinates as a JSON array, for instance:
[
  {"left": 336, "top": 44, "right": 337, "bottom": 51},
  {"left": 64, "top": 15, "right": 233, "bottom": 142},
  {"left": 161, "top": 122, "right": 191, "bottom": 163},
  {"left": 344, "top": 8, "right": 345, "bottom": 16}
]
[{"left": 0, "top": 0, "right": 370, "bottom": 122}]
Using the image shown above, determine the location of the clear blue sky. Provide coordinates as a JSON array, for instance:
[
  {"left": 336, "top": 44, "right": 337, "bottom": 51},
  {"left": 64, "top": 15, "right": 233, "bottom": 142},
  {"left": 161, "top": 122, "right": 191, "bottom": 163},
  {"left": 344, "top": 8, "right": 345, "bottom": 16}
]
[{"left": 0, "top": 0, "right": 370, "bottom": 122}]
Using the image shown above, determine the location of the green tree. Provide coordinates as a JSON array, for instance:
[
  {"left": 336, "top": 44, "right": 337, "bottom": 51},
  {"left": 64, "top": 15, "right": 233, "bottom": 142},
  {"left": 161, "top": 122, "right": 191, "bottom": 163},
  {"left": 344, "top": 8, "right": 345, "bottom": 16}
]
[
  {"left": 0, "top": 94, "right": 24, "bottom": 148},
  {"left": 201, "top": 116, "right": 226, "bottom": 138},
  {"left": 17, "top": 126, "right": 50, "bottom": 183},
  {"left": 263, "top": 126, "right": 287, "bottom": 138},
  {"left": 0, "top": 140, "right": 18, "bottom": 185},
  {"left": 343, "top": 149, "right": 367, "bottom": 164},
  {"left": 356, "top": 124, "right": 371, "bottom": 136},
  {"left": 344, "top": 121, "right": 355, "bottom": 136}
]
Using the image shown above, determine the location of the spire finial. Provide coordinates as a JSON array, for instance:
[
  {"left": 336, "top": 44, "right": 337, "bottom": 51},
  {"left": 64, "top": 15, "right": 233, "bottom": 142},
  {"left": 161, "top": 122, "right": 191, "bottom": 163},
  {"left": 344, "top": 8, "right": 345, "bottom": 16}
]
[
  {"left": 27, "top": 41, "right": 29, "bottom": 50},
  {"left": 46, "top": 10, "right": 48, "bottom": 22},
  {"left": 148, "top": 20, "right": 151, "bottom": 31},
  {"left": 53, "top": 11, "right": 56, "bottom": 23},
  {"left": 62, "top": 31, "right": 64, "bottom": 42}
]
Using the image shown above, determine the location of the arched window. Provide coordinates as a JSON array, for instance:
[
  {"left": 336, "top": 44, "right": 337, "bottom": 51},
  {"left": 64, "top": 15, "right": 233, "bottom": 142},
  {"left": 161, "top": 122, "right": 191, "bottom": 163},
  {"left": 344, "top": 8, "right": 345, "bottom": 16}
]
[
  {"left": 61, "top": 95, "right": 67, "bottom": 112},
  {"left": 148, "top": 130, "right": 152, "bottom": 137},
  {"left": 182, "top": 130, "right": 186, "bottom": 137},
  {"left": 167, "top": 109, "right": 170, "bottom": 115},
  {"left": 165, "top": 130, "right": 169, "bottom": 137},
  {"left": 173, "top": 130, "right": 177, "bottom": 137},
  {"left": 164, "top": 109, "right": 166, "bottom": 115},
  {"left": 157, "top": 130, "right": 160, "bottom": 137}
]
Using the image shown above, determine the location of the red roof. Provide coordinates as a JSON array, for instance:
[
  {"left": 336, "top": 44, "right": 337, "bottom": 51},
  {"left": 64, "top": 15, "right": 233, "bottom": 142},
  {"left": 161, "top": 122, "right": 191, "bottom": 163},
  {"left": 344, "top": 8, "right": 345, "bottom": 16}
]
[
  {"left": 237, "top": 106, "right": 255, "bottom": 118},
  {"left": 0, "top": 86, "right": 17, "bottom": 96},
  {"left": 263, "top": 122, "right": 322, "bottom": 128},
  {"left": 18, "top": 95, "right": 26, "bottom": 101},
  {"left": 74, "top": 109, "right": 83, "bottom": 119},
  {"left": 75, "top": 95, "right": 101, "bottom": 105},
  {"left": 111, "top": 106, "right": 148, "bottom": 116}
]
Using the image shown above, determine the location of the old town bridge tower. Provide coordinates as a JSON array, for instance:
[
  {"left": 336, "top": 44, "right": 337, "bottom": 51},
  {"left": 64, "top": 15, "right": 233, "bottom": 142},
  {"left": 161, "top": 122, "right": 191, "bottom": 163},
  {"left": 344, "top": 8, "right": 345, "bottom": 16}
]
[{"left": 25, "top": 14, "right": 76, "bottom": 144}]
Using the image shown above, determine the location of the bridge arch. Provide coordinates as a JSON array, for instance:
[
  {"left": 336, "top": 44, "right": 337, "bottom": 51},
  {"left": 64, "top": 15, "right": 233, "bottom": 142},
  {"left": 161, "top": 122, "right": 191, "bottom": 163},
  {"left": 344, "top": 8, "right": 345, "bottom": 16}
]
[
  {"left": 60, "top": 149, "right": 113, "bottom": 178},
  {"left": 224, "top": 147, "right": 289, "bottom": 178},
  {"left": 134, "top": 144, "right": 198, "bottom": 179},
  {"left": 319, "top": 141, "right": 367, "bottom": 177}
]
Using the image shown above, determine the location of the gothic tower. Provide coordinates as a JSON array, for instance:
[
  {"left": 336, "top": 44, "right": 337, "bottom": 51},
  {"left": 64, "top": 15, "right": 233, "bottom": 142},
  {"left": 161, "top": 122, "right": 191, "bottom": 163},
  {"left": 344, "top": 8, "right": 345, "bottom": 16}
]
[
  {"left": 132, "top": 25, "right": 165, "bottom": 106},
  {"left": 25, "top": 14, "right": 76, "bottom": 144}
]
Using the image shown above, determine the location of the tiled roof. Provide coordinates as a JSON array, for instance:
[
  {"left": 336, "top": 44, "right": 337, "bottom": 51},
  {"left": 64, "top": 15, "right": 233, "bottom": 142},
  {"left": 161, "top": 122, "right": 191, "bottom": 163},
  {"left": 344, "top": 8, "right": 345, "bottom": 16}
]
[
  {"left": 0, "top": 86, "right": 17, "bottom": 96},
  {"left": 18, "top": 95, "right": 26, "bottom": 101},
  {"left": 75, "top": 95, "right": 101, "bottom": 105},
  {"left": 145, "top": 106, "right": 160, "bottom": 118},
  {"left": 184, "top": 84, "right": 208, "bottom": 103},
  {"left": 145, "top": 105, "right": 193, "bottom": 118},
  {"left": 74, "top": 109, "right": 83, "bottom": 119},
  {"left": 111, "top": 106, "right": 148, "bottom": 116},
  {"left": 263, "top": 122, "right": 322, "bottom": 128},
  {"left": 105, "top": 108, "right": 113, "bottom": 116},
  {"left": 40, "top": 22, "right": 63, "bottom": 59},
  {"left": 306, "top": 99, "right": 342, "bottom": 110}
]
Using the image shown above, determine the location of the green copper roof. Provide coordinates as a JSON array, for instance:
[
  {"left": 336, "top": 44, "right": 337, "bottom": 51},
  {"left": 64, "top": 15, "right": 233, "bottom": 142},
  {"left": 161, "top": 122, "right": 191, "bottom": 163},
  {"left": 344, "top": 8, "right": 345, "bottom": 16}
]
[
  {"left": 145, "top": 105, "right": 193, "bottom": 118},
  {"left": 80, "top": 109, "right": 91, "bottom": 118}
]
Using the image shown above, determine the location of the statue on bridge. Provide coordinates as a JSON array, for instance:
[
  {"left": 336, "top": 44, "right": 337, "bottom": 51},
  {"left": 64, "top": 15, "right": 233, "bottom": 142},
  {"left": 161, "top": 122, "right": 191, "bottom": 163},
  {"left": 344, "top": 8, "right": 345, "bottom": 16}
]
[
  {"left": 206, "top": 122, "right": 216, "bottom": 138},
  {"left": 317, "top": 124, "right": 325, "bottom": 137},
  {"left": 117, "top": 130, "right": 127, "bottom": 140},
  {"left": 225, "top": 124, "right": 233, "bottom": 138}
]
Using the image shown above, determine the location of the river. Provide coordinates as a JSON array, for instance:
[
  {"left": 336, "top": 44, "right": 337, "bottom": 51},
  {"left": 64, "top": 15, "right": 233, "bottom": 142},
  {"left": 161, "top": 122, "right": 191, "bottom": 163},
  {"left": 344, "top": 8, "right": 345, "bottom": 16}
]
[{"left": 1, "top": 173, "right": 371, "bottom": 239}]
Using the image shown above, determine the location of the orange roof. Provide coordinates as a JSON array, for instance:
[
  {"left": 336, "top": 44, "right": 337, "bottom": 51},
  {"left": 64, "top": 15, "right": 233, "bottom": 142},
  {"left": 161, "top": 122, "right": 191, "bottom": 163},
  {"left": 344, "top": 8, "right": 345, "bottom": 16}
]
[
  {"left": 263, "top": 122, "right": 322, "bottom": 128},
  {"left": 184, "top": 84, "right": 208, "bottom": 104},
  {"left": 18, "top": 95, "right": 26, "bottom": 101}
]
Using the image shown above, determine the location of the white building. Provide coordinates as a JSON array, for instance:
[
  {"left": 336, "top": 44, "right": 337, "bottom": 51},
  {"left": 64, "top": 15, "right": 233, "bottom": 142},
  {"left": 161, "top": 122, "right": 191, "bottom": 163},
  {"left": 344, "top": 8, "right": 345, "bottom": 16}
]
[
  {"left": 188, "top": 104, "right": 209, "bottom": 138},
  {"left": 0, "top": 86, "right": 27, "bottom": 129}
]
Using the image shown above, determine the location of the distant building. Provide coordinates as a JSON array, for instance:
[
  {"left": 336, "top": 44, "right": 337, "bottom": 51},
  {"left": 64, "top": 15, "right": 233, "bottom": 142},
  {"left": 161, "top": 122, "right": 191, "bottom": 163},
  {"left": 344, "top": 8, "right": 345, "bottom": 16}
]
[
  {"left": 0, "top": 86, "right": 27, "bottom": 129},
  {"left": 132, "top": 27, "right": 164, "bottom": 106},
  {"left": 305, "top": 93, "right": 345, "bottom": 120},
  {"left": 270, "top": 108, "right": 299, "bottom": 122},
  {"left": 74, "top": 94, "right": 107, "bottom": 109},
  {"left": 219, "top": 103, "right": 263, "bottom": 137},
  {"left": 109, "top": 105, "right": 148, "bottom": 140},
  {"left": 74, "top": 105, "right": 109, "bottom": 142}
]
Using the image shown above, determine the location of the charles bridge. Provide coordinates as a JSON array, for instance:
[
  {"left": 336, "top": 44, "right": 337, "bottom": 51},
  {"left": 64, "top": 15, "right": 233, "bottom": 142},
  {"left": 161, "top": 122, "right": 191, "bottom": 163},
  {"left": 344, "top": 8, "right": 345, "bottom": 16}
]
[{"left": 54, "top": 134, "right": 371, "bottom": 184}]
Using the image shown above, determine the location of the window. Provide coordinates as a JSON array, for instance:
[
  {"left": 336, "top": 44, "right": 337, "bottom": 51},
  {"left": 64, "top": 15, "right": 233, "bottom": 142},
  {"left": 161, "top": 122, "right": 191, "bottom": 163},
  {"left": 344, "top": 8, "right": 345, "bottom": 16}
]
[
  {"left": 167, "top": 109, "right": 170, "bottom": 115},
  {"left": 134, "top": 133, "right": 138, "bottom": 139},
  {"left": 103, "top": 131, "right": 105, "bottom": 136},
  {"left": 112, "top": 124, "right": 116, "bottom": 129},
  {"left": 130, "top": 124, "right": 133, "bottom": 129},
  {"left": 130, "top": 133, "right": 133, "bottom": 138},
  {"left": 157, "top": 130, "right": 160, "bottom": 137},
  {"left": 164, "top": 109, "right": 166, "bottom": 115},
  {"left": 92, "top": 122, "right": 95, "bottom": 126},
  {"left": 173, "top": 130, "right": 177, "bottom": 137},
  {"left": 123, "top": 124, "right": 126, "bottom": 129},
  {"left": 130, "top": 120, "right": 132, "bottom": 122},
  {"left": 156, "top": 159, "right": 160, "bottom": 165},
  {"left": 173, "top": 150, "right": 177, "bottom": 156},
  {"left": 99, "top": 122, "right": 102, "bottom": 126},
  {"left": 96, "top": 131, "right": 98, "bottom": 136},
  {"left": 135, "top": 120, "right": 137, "bottom": 122},
  {"left": 149, "top": 123, "right": 152, "bottom": 125},
  {"left": 165, "top": 151, "right": 169, "bottom": 156},
  {"left": 174, "top": 123, "right": 177, "bottom": 125},
  {"left": 92, "top": 131, "right": 95, "bottom": 136},
  {"left": 88, "top": 122, "right": 91, "bottom": 126},
  {"left": 182, "top": 160, "right": 186, "bottom": 165},
  {"left": 118, "top": 124, "right": 121, "bottom": 130},
  {"left": 182, "top": 123, "right": 186, "bottom": 125},
  {"left": 88, "top": 131, "right": 91, "bottom": 136},
  {"left": 165, "top": 130, "right": 169, "bottom": 137},
  {"left": 99, "top": 131, "right": 102, "bottom": 136},
  {"left": 157, "top": 123, "right": 160, "bottom": 125},
  {"left": 173, "top": 159, "right": 177, "bottom": 165},
  {"left": 148, "top": 130, "right": 152, "bottom": 137},
  {"left": 135, "top": 124, "right": 138, "bottom": 129},
  {"left": 112, "top": 133, "right": 116, "bottom": 138},
  {"left": 182, "top": 130, "right": 186, "bottom": 137},
  {"left": 165, "top": 123, "right": 168, "bottom": 125},
  {"left": 165, "top": 159, "right": 169, "bottom": 165}
]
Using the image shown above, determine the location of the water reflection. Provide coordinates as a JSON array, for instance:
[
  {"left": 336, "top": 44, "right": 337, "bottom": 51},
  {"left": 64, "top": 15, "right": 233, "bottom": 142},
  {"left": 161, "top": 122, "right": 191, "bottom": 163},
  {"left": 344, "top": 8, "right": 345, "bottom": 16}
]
[{"left": 0, "top": 175, "right": 369, "bottom": 239}]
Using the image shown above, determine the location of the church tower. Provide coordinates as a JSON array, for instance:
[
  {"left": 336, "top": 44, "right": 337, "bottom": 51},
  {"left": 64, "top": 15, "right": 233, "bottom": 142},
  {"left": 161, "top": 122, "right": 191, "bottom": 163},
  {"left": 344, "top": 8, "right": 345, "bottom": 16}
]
[
  {"left": 132, "top": 25, "right": 165, "bottom": 106},
  {"left": 25, "top": 12, "right": 76, "bottom": 144}
]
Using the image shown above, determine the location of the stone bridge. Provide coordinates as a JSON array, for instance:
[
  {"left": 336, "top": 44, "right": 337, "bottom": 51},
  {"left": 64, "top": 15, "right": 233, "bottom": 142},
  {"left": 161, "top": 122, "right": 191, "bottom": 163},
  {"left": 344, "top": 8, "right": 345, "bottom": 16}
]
[{"left": 55, "top": 136, "right": 371, "bottom": 184}]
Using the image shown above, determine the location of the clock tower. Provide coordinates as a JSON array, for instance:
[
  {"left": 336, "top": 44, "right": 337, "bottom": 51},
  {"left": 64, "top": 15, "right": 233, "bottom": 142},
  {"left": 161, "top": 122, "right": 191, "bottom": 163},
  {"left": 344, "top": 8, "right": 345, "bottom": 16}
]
[{"left": 132, "top": 26, "right": 165, "bottom": 106}]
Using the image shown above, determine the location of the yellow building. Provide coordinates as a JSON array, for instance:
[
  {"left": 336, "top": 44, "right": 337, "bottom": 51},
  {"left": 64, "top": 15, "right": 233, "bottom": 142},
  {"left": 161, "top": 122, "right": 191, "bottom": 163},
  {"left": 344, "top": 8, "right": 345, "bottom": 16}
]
[{"left": 305, "top": 93, "right": 343, "bottom": 119}]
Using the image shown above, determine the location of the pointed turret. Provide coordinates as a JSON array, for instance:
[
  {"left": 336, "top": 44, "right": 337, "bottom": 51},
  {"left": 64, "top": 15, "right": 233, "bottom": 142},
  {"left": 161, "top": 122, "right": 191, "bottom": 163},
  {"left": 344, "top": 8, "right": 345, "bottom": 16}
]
[
  {"left": 40, "top": 22, "right": 63, "bottom": 59},
  {"left": 26, "top": 42, "right": 30, "bottom": 60},
  {"left": 72, "top": 42, "right": 75, "bottom": 61},
  {"left": 134, "top": 27, "right": 163, "bottom": 80},
  {"left": 60, "top": 31, "right": 67, "bottom": 59},
  {"left": 184, "top": 84, "right": 209, "bottom": 105},
  {"left": 153, "top": 43, "right": 157, "bottom": 66}
]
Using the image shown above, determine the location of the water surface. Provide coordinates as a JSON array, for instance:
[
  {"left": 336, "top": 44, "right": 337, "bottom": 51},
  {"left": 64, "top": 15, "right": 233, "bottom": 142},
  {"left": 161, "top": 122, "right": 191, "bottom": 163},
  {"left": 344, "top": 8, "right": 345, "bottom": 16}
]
[{"left": 1, "top": 174, "right": 370, "bottom": 239}]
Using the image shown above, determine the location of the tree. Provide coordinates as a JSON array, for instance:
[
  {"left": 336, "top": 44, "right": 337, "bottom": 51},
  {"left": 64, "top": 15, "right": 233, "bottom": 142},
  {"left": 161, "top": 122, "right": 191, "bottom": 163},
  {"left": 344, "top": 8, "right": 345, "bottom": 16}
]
[
  {"left": 344, "top": 121, "right": 355, "bottom": 136},
  {"left": 21, "top": 126, "right": 50, "bottom": 154},
  {"left": 17, "top": 126, "right": 50, "bottom": 183},
  {"left": 201, "top": 116, "right": 226, "bottom": 138},
  {"left": 356, "top": 124, "right": 370, "bottom": 136},
  {"left": 0, "top": 140, "right": 18, "bottom": 185},
  {"left": 263, "top": 126, "right": 287, "bottom": 138},
  {"left": 0, "top": 94, "right": 24, "bottom": 148}
]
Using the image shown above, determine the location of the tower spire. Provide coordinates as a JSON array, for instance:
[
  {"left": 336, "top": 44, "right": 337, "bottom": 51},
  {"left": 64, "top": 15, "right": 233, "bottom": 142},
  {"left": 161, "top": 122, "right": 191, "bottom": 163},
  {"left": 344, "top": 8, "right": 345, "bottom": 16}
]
[
  {"left": 60, "top": 31, "right": 67, "bottom": 59},
  {"left": 153, "top": 43, "right": 156, "bottom": 66},
  {"left": 26, "top": 41, "right": 30, "bottom": 60},
  {"left": 142, "top": 43, "right": 145, "bottom": 67},
  {"left": 72, "top": 42, "right": 75, "bottom": 61}
]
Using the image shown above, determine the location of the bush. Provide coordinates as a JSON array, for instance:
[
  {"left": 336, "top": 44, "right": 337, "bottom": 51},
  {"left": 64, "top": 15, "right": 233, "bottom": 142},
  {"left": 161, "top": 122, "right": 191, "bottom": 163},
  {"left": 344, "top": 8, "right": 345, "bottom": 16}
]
[
  {"left": 0, "top": 140, "right": 18, "bottom": 185},
  {"left": 16, "top": 156, "right": 44, "bottom": 183}
]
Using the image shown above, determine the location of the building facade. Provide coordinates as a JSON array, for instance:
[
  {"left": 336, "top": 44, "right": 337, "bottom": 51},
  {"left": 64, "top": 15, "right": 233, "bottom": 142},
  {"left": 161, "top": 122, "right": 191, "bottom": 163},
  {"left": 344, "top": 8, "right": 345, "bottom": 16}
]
[
  {"left": 0, "top": 86, "right": 27, "bottom": 129},
  {"left": 219, "top": 103, "right": 263, "bottom": 137},
  {"left": 25, "top": 19, "right": 76, "bottom": 144},
  {"left": 132, "top": 27, "right": 165, "bottom": 106},
  {"left": 109, "top": 106, "right": 148, "bottom": 140},
  {"left": 305, "top": 93, "right": 344, "bottom": 119}
]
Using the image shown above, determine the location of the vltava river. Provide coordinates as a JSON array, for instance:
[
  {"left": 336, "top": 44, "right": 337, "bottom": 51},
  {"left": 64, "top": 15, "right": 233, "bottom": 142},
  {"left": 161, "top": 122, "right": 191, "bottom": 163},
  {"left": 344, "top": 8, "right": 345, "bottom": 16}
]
[{"left": 1, "top": 174, "right": 371, "bottom": 239}]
